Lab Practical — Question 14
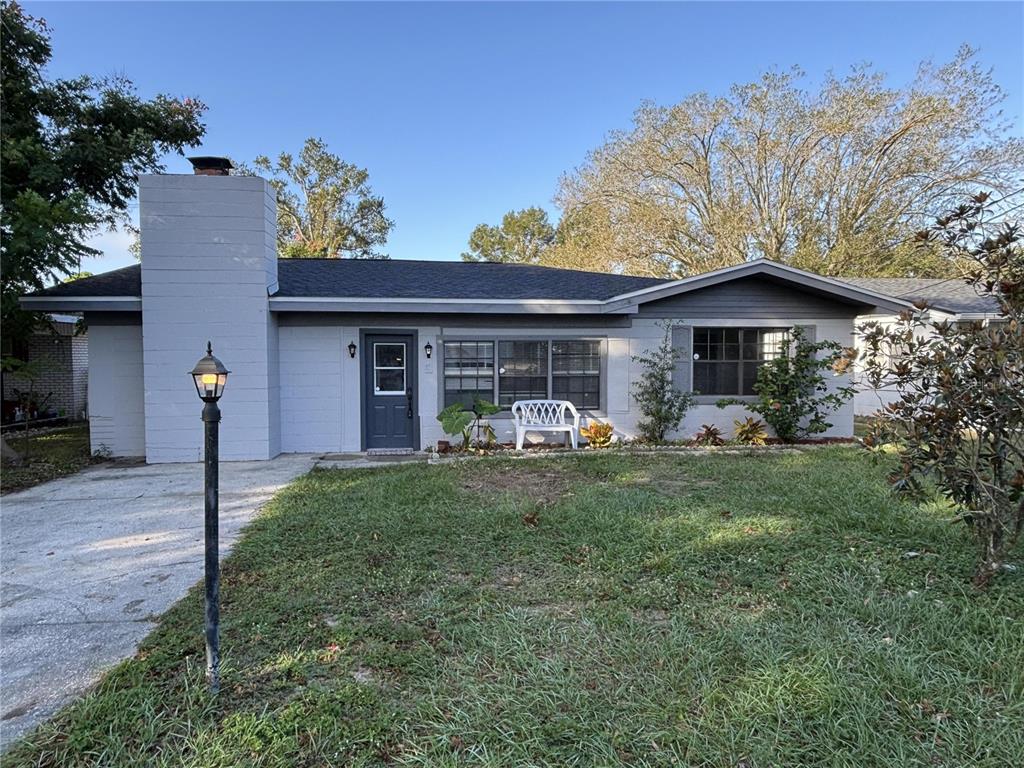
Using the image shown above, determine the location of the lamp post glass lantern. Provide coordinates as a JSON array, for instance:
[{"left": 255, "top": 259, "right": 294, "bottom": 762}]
[
  {"left": 190, "top": 342, "right": 229, "bottom": 693},
  {"left": 191, "top": 342, "right": 229, "bottom": 401}
]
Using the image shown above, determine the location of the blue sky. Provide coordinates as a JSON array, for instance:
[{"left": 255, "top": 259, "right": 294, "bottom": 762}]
[{"left": 28, "top": 1, "right": 1024, "bottom": 273}]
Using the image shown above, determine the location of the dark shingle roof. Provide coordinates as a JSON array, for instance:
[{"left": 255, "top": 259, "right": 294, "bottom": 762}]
[
  {"left": 29, "top": 260, "right": 668, "bottom": 301},
  {"left": 842, "top": 277, "right": 1000, "bottom": 315},
  {"left": 275, "top": 259, "right": 668, "bottom": 300},
  {"left": 32, "top": 265, "right": 142, "bottom": 297}
]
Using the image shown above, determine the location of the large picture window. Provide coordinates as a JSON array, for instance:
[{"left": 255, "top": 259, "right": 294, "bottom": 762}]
[
  {"left": 693, "top": 327, "right": 789, "bottom": 396},
  {"left": 443, "top": 341, "right": 494, "bottom": 408},
  {"left": 442, "top": 338, "right": 603, "bottom": 411}
]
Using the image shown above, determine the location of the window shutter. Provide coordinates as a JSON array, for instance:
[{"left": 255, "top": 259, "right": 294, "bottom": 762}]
[
  {"left": 795, "top": 324, "right": 817, "bottom": 344},
  {"left": 794, "top": 324, "right": 817, "bottom": 357},
  {"left": 671, "top": 325, "right": 693, "bottom": 392}
]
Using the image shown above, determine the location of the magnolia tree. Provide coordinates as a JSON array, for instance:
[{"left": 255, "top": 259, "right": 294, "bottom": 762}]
[{"left": 858, "top": 194, "right": 1023, "bottom": 586}]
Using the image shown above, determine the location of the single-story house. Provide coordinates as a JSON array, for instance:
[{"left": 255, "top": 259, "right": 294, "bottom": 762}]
[{"left": 21, "top": 162, "right": 970, "bottom": 463}]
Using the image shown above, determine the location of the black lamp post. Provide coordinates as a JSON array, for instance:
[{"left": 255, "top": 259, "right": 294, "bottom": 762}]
[{"left": 190, "top": 341, "right": 229, "bottom": 693}]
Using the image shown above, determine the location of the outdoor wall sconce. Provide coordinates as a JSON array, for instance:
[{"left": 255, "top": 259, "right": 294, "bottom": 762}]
[
  {"left": 348, "top": 341, "right": 357, "bottom": 359},
  {"left": 424, "top": 342, "right": 433, "bottom": 359}
]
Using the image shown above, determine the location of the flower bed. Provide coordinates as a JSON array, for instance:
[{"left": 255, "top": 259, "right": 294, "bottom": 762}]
[{"left": 429, "top": 436, "right": 861, "bottom": 463}]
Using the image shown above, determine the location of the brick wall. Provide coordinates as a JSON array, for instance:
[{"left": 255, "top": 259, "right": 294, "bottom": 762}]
[{"left": 2, "top": 322, "right": 89, "bottom": 421}]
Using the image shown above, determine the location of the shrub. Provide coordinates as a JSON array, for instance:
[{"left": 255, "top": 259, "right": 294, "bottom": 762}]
[
  {"left": 717, "top": 326, "right": 854, "bottom": 442},
  {"left": 858, "top": 194, "right": 1023, "bottom": 586},
  {"left": 437, "top": 398, "right": 501, "bottom": 450},
  {"left": 733, "top": 417, "right": 768, "bottom": 446},
  {"left": 693, "top": 424, "right": 725, "bottom": 446},
  {"left": 632, "top": 324, "right": 696, "bottom": 443},
  {"left": 580, "top": 421, "right": 614, "bottom": 448}
]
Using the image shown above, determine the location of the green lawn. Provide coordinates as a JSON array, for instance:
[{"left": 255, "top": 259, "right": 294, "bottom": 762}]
[
  {"left": 1, "top": 424, "right": 94, "bottom": 494},
  {"left": 8, "top": 448, "right": 1023, "bottom": 767}
]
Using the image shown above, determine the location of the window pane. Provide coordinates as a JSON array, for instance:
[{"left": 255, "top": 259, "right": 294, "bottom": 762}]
[
  {"left": 552, "top": 341, "right": 600, "bottom": 374},
  {"left": 742, "top": 361, "right": 762, "bottom": 395},
  {"left": 375, "top": 368, "right": 405, "bottom": 393},
  {"left": 705, "top": 328, "right": 724, "bottom": 360},
  {"left": 374, "top": 343, "right": 404, "bottom": 368},
  {"left": 693, "top": 327, "right": 709, "bottom": 361},
  {"left": 760, "top": 329, "right": 790, "bottom": 359},
  {"left": 443, "top": 341, "right": 495, "bottom": 408},
  {"left": 499, "top": 341, "right": 547, "bottom": 375},
  {"left": 552, "top": 374, "right": 600, "bottom": 409},
  {"left": 693, "top": 362, "right": 739, "bottom": 395}
]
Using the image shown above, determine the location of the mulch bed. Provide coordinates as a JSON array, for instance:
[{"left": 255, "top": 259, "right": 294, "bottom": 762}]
[{"left": 430, "top": 436, "right": 862, "bottom": 463}]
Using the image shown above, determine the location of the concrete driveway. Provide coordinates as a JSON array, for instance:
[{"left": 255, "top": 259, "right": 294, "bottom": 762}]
[{"left": 0, "top": 454, "right": 317, "bottom": 750}]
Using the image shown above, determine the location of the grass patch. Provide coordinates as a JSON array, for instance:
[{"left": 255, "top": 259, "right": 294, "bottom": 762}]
[
  {"left": 1, "top": 424, "right": 96, "bottom": 493},
  {"left": 7, "top": 447, "right": 1023, "bottom": 766}
]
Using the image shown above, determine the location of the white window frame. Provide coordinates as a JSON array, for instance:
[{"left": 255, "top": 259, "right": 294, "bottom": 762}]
[{"left": 373, "top": 342, "right": 407, "bottom": 396}]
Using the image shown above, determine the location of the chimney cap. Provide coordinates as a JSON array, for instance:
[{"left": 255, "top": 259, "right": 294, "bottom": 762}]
[{"left": 187, "top": 156, "right": 234, "bottom": 175}]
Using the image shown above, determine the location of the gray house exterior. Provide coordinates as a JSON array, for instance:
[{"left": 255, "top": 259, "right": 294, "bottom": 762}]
[
  {"left": 23, "top": 170, "right": 919, "bottom": 463},
  {"left": 843, "top": 278, "right": 1003, "bottom": 416}
]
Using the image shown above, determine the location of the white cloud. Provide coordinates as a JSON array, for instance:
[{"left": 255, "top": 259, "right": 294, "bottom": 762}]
[{"left": 78, "top": 225, "right": 138, "bottom": 275}]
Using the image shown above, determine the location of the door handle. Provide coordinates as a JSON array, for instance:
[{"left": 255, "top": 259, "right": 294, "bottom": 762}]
[{"left": 406, "top": 387, "right": 413, "bottom": 419}]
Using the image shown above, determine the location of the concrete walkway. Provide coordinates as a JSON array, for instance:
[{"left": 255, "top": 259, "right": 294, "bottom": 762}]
[{"left": 0, "top": 454, "right": 317, "bottom": 750}]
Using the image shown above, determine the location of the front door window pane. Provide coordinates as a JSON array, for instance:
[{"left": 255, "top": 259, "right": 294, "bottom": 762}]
[{"left": 374, "top": 343, "right": 406, "bottom": 395}]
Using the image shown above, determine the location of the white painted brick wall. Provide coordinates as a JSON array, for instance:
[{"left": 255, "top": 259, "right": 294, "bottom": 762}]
[
  {"left": 139, "top": 174, "right": 279, "bottom": 463},
  {"left": 2, "top": 328, "right": 87, "bottom": 420}
]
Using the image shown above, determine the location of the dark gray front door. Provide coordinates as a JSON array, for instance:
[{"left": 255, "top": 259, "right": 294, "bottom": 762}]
[{"left": 363, "top": 334, "right": 416, "bottom": 449}]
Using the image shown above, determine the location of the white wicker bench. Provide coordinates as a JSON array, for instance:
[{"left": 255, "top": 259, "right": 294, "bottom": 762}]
[{"left": 511, "top": 400, "right": 580, "bottom": 450}]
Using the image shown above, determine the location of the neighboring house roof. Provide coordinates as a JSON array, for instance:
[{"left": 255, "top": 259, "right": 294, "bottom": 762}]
[
  {"left": 22, "top": 258, "right": 915, "bottom": 315},
  {"left": 844, "top": 277, "right": 1001, "bottom": 317}
]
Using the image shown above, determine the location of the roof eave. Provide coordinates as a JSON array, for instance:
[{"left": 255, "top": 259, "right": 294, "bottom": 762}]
[
  {"left": 951, "top": 311, "right": 1005, "bottom": 322},
  {"left": 268, "top": 296, "right": 637, "bottom": 314},
  {"left": 20, "top": 296, "right": 142, "bottom": 312}
]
